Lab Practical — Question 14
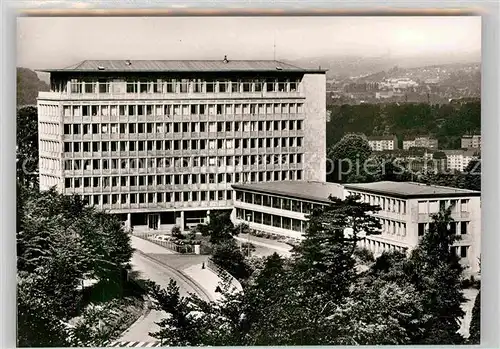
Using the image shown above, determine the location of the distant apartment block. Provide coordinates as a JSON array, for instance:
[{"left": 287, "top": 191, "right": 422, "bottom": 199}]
[
  {"left": 403, "top": 136, "right": 439, "bottom": 150},
  {"left": 367, "top": 135, "right": 398, "bottom": 151},
  {"left": 443, "top": 149, "right": 478, "bottom": 172},
  {"left": 461, "top": 134, "right": 481, "bottom": 150},
  {"left": 37, "top": 59, "right": 327, "bottom": 232},
  {"left": 344, "top": 181, "right": 481, "bottom": 274}
]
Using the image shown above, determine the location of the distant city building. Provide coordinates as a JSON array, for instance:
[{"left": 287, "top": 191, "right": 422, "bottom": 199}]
[
  {"left": 443, "top": 149, "right": 478, "bottom": 172},
  {"left": 461, "top": 134, "right": 481, "bottom": 150},
  {"left": 344, "top": 181, "right": 481, "bottom": 274},
  {"left": 375, "top": 90, "right": 394, "bottom": 99},
  {"left": 367, "top": 135, "right": 398, "bottom": 151},
  {"left": 403, "top": 137, "right": 439, "bottom": 150}
]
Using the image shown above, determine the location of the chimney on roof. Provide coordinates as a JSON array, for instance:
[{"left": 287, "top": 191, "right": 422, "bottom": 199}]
[
  {"left": 97, "top": 66, "right": 105, "bottom": 70},
  {"left": 125, "top": 60, "right": 132, "bottom": 66},
  {"left": 223, "top": 55, "right": 229, "bottom": 63}
]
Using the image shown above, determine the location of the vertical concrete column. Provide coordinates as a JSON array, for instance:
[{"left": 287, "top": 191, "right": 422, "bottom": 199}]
[
  {"left": 126, "top": 213, "right": 131, "bottom": 230},
  {"left": 180, "top": 211, "right": 185, "bottom": 231}
]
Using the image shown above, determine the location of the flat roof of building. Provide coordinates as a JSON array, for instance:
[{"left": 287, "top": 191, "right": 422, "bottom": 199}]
[
  {"left": 38, "top": 59, "right": 327, "bottom": 74},
  {"left": 232, "top": 181, "right": 344, "bottom": 204},
  {"left": 344, "top": 181, "right": 480, "bottom": 199}
]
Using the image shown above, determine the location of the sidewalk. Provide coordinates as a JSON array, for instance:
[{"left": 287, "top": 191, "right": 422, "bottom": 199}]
[{"left": 182, "top": 264, "right": 226, "bottom": 302}]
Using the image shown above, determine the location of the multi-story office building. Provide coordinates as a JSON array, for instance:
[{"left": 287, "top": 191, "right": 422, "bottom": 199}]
[
  {"left": 403, "top": 136, "right": 439, "bottom": 150},
  {"left": 461, "top": 134, "right": 481, "bottom": 150},
  {"left": 37, "top": 59, "right": 327, "bottom": 231},
  {"left": 367, "top": 135, "right": 398, "bottom": 151},
  {"left": 344, "top": 182, "right": 481, "bottom": 274},
  {"left": 232, "top": 181, "right": 345, "bottom": 241},
  {"left": 233, "top": 180, "right": 481, "bottom": 274},
  {"left": 443, "top": 149, "right": 478, "bottom": 172}
]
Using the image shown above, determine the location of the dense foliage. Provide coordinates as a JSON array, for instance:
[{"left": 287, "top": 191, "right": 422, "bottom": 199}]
[
  {"left": 326, "top": 102, "right": 481, "bottom": 149},
  {"left": 17, "top": 185, "right": 135, "bottom": 347},
  {"left": 468, "top": 291, "right": 480, "bottom": 344},
  {"left": 327, "top": 133, "right": 481, "bottom": 190},
  {"left": 146, "top": 195, "right": 471, "bottom": 346},
  {"left": 17, "top": 106, "right": 39, "bottom": 189}
]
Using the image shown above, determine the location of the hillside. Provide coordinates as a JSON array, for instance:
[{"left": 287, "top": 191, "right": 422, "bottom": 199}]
[
  {"left": 326, "top": 101, "right": 481, "bottom": 150},
  {"left": 17, "top": 67, "right": 50, "bottom": 106}
]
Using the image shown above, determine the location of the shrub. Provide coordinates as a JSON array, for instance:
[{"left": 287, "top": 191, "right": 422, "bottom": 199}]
[
  {"left": 354, "top": 247, "right": 375, "bottom": 263},
  {"left": 171, "top": 225, "right": 182, "bottom": 238}
]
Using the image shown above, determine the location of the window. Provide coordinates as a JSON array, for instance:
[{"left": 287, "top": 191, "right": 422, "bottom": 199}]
[
  {"left": 461, "top": 221, "right": 468, "bottom": 235},
  {"left": 460, "top": 199, "right": 469, "bottom": 212},
  {"left": 460, "top": 246, "right": 468, "bottom": 258},
  {"left": 429, "top": 201, "right": 439, "bottom": 213},
  {"left": 418, "top": 223, "right": 426, "bottom": 236}
]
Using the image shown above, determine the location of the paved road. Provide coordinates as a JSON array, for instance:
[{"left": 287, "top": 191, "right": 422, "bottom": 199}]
[{"left": 119, "top": 236, "right": 212, "bottom": 342}]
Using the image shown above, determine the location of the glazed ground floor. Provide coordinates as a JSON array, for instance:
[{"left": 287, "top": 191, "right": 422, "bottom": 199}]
[{"left": 113, "top": 208, "right": 231, "bottom": 233}]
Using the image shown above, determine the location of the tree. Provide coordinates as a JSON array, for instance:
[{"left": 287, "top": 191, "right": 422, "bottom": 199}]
[
  {"left": 327, "top": 134, "right": 373, "bottom": 183},
  {"left": 148, "top": 280, "right": 205, "bottom": 346},
  {"left": 16, "top": 106, "right": 39, "bottom": 189},
  {"left": 212, "top": 239, "right": 250, "bottom": 281},
  {"left": 196, "top": 211, "right": 238, "bottom": 244},
  {"left": 329, "top": 279, "right": 426, "bottom": 345},
  {"left": 464, "top": 158, "right": 481, "bottom": 191},
  {"left": 406, "top": 209, "right": 466, "bottom": 344},
  {"left": 17, "top": 272, "right": 71, "bottom": 347},
  {"left": 468, "top": 291, "right": 480, "bottom": 344},
  {"left": 16, "top": 185, "right": 134, "bottom": 346},
  {"left": 293, "top": 194, "right": 381, "bottom": 301}
]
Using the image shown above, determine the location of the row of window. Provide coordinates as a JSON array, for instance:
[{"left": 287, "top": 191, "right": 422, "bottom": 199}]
[
  {"left": 64, "top": 170, "right": 304, "bottom": 189},
  {"left": 353, "top": 191, "right": 407, "bottom": 214},
  {"left": 380, "top": 219, "right": 407, "bottom": 237},
  {"left": 363, "top": 238, "right": 408, "bottom": 254},
  {"left": 235, "top": 190, "right": 323, "bottom": 214},
  {"left": 418, "top": 221, "right": 469, "bottom": 236},
  {"left": 417, "top": 199, "right": 469, "bottom": 214},
  {"left": 63, "top": 154, "right": 303, "bottom": 171},
  {"left": 64, "top": 78, "right": 300, "bottom": 95},
  {"left": 78, "top": 190, "right": 233, "bottom": 206},
  {"left": 56, "top": 103, "right": 305, "bottom": 118},
  {"left": 354, "top": 192, "right": 471, "bottom": 215},
  {"left": 63, "top": 137, "right": 304, "bottom": 153},
  {"left": 236, "top": 208, "right": 307, "bottom": 233},
  {"left": 63, "top": 120, "right": 304, "bottom": 135}
]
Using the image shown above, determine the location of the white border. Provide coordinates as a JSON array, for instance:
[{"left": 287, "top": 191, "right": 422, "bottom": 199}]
[{"left": 2, "top": 1, "right": 499, "bottom": 348}]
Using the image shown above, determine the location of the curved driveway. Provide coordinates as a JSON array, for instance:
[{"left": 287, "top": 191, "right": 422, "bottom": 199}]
[{"left": 118, "top": 236, "right": 212, "bottom": 342}]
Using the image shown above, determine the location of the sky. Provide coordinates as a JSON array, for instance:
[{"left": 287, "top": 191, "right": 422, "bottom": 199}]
[{"left": 17, "top": 16, "right": 481, "bottom": 70}]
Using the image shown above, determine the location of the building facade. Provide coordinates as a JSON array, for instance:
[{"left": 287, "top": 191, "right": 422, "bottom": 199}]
[
  {"left": 403, "top": 137, "right": 439, "bottom": 150},
  {"left": 37, "top": 59, "right": 327, "bottom": 231},
  {"left": 367, "top": 135, "right": 398, "bottom": 151},
  {"left": 443, "top": 149, "right": 478, "bottom": 172},
  {"left": 232, "top": 180, "right": 481, "bottom": 274},
  {"left": 461, "top": 134, "right": 481, "bottom": 150},
  {"left": 344, "top": 182, "right": 481, "bottom": 274},
  {"left": 232, "top": 181, "right": 345, "bottom": 241}
]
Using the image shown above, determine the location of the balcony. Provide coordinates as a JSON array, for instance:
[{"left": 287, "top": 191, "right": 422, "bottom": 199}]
[{"left": 39, "top": 90, "right": 305, "bottom": 101}]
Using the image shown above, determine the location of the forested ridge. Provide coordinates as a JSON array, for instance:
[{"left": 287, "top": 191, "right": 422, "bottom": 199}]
[{"left": 326, "top": 102, "right": 481, "bottom": 149}]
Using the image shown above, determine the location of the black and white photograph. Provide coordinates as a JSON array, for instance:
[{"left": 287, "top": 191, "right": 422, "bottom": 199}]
[{"left": 16, "top": 14, "right": 482, "bottom": 347}]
